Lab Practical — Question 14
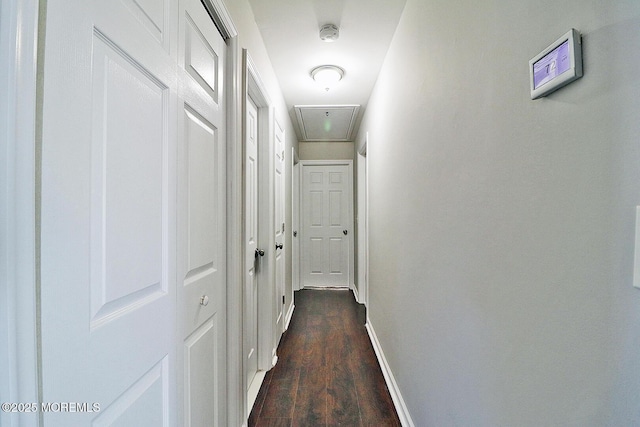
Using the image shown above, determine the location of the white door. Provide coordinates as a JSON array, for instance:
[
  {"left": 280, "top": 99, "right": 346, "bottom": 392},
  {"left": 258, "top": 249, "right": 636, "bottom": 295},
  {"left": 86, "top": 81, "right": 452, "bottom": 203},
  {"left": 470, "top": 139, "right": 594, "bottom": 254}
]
[
  {"left": 301, "top": 164, "right": 353, "bottom": 288},
  {"left": 357, "top": 146, "right": 369, "bottom": 306},
  {"left": 244, "top": 97, "right": 260, "bottom": 392},
  {"left": 274, "top": 120, "right": 286, "bottom": 335},
  {"left": 40, "top": 0, "right": 227, "bottom": 424},
  {"left": 40, "top": 0, "right": 178, "bottom": 425},
  {"left": 292, "top": 151, "right": 301, "bottom": 291},
  {"left": 177, "top": 0, "right": 227, "bottom": 425}
]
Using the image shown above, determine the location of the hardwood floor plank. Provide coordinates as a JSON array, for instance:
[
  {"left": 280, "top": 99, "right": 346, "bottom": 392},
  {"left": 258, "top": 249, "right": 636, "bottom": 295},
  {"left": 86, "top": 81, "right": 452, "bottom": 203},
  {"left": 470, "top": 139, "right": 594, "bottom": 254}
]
[
  {"left": 255, "top": 418, "right": 292, "bottom": 427},
  {"left": 259, "top": 374, "right": 300, "bottom": 419},
  {"left": 350, "top": 360, "right": 400, "bottom": 426},
  {"left": 293, "top": 364, "right": 328, "bottom": 426},
  {"left": 249, "top": 290, "right": 400, "bottom": 427},
  {"left": 327, "top": 362, "right": 361, "bottom": 425}
]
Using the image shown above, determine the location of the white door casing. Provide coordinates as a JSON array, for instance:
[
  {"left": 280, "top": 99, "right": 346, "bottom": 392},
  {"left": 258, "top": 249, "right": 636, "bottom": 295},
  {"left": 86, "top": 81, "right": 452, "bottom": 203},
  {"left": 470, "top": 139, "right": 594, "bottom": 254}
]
[
  {"left": 244, "top": 96, "right": 259, "bottom": 393},
  {"left": 274, "top": 119, "right": 286, "bottom": 337},
  {"left": 40, "top": 0, "right": 229, "bottom": 424},
  {"left": 0, "top": 0, "right": 39, "bottom": 424},
  {"left": 356, "top": 135, "right": 369, "bottom": 307},
  {"left": 300, "top": 161, "right": 354, "bottom": 288},
  {"left": 177, "top": 0, "right": 227, "bottom": 425}
]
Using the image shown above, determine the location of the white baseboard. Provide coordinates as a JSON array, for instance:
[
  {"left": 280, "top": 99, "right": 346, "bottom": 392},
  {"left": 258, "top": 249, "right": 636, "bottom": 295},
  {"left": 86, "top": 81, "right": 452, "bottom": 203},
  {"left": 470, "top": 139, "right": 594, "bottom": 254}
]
[
  {"left": 366, "top": 320, "right": 415, "bottom": 427},
  {"left": 352, "top": 283, "right": 360, "bottom": 302},
  {"left": 284, "top": 303, "right": 295, "bottom": 331},
  {"left": 247, "top": 370, "right": 267, "bottom": 419}
]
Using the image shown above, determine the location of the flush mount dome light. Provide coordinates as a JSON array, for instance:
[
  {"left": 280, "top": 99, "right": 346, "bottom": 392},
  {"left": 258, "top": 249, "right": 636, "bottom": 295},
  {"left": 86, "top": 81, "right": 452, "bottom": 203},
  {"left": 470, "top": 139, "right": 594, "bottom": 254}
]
[{"left": 311, "top": 65, "right": 344, "bottom": 91}]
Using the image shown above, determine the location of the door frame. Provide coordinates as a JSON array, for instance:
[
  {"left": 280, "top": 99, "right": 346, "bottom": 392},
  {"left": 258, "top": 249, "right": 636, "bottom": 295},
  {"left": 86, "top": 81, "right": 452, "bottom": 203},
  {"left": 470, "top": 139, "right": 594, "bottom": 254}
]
[
  {"left": 356, "top": 133, "right": 369, "bottom": 308},
  {"left": 0, "top": 0, "right": 40, "bottom": 424},
  {"left": 242, "top": 49, "right": 276, "bottom": 417},
  {"left": 298, "top": 159, "right": 355, "bottom": 290}
]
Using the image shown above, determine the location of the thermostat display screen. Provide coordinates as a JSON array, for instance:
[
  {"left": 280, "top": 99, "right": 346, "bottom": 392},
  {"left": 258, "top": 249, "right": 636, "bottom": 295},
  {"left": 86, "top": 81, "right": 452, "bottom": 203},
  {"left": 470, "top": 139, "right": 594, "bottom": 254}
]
[{"left": 533, "top": 40, "right": 570, "bottom": 89}]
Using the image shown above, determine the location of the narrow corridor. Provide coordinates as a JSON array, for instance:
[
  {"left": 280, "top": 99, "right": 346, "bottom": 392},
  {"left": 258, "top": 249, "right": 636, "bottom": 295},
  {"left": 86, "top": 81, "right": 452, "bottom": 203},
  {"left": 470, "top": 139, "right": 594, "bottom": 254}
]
[{"left": 249, "top": 289, "right": 400, "bottom": 426}]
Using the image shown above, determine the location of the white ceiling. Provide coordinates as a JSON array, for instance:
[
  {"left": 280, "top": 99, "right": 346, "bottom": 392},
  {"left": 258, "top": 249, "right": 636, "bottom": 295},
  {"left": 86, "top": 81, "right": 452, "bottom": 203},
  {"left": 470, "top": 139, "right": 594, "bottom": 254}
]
[{"left": 247, "top": 0, "right": 407, "bottom": 142}]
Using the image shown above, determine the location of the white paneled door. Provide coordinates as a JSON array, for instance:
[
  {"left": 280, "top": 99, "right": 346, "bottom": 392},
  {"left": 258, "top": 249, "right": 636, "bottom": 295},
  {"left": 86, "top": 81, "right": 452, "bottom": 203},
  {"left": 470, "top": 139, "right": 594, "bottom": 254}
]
[
  {"left": 245, "top": 97, "right": 260, "bottom": 393},
  {"left": 40, "top": 0, "right": 226, "bottom": 425},
  {"left": 274, "top": 120, "right": 286, "bottom": 335},
  {"left": 301, "top": 163, "right": 353, "bottom": 288},
  {"left": 177, "top": 0, "right": 227, "bottom": 425}
]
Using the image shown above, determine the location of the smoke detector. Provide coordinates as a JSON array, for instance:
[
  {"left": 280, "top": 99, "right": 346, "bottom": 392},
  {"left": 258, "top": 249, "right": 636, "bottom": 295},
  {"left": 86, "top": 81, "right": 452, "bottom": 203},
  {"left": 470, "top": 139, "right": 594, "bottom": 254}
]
[{"left": 319, "top": 24, "right": 339, "bottom": 42}]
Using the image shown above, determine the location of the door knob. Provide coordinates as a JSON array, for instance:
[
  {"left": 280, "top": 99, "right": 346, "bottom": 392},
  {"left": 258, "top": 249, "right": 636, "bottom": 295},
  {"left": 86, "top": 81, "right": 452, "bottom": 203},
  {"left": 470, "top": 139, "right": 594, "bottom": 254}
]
[
  {"left": 343, "top": 230, "right": 348, "bottom": 235},
  {"left": 275, "top": 243, "right": 283, "bottom": 250},
  {"left": 200, "top": 295, "right": 209, "bottom": 306},
  {"left": 255, "top": 248, "right": 265, "bottom": 258}
]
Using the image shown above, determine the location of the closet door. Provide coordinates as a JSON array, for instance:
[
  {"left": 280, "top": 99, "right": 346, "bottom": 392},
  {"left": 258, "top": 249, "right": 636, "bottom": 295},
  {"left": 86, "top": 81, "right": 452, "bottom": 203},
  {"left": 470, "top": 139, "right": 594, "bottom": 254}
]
[
  {"left": 177, "top": 0, "right": 227, "bottom": 424},
  {"left": 41, "top": 0, "right": 178, "bottom": 424},
  {"left": 40, "top": 0, "right": 228, "bottom": 424}
]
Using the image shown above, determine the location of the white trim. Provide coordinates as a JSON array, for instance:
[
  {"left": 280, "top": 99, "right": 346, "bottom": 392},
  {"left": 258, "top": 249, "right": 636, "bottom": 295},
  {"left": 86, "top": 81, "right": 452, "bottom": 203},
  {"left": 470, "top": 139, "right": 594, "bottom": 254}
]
[
  {"left": 1, "top": 0, "right": 40, "bottom": 425},
  {"left": 201, "top": 0, "right": 238, "bottom": 40},
  {"left": 284, "top": 303, "right": 295, "bottom": 331},
  {"left": 246, "top": 370, "right": 267, "bottom": 419},
  {"left": 351, "top": 283, "right": 360, "bottom": 302},
  {"left": 366, "top": 320, "right": 415, "bottom": 427},
  {"left": 225, "top": 34, "right": 245, "bottom": 427},
  {"left": 356, "top": 132, "right": 369, "bottom": 307}
]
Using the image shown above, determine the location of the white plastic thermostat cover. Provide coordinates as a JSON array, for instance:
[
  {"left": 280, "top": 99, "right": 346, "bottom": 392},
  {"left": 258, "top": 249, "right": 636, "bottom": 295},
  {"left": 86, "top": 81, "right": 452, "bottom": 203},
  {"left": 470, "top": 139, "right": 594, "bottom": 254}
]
[{"left": 320, "top": 24, "right": 339, "bottom": 42}]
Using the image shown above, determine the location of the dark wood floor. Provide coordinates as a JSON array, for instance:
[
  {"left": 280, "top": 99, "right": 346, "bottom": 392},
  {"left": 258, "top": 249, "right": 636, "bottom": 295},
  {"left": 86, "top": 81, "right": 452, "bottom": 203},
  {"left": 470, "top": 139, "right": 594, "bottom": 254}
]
[{"left": 248, "top": 289, "right": 401, "bottom": 427}]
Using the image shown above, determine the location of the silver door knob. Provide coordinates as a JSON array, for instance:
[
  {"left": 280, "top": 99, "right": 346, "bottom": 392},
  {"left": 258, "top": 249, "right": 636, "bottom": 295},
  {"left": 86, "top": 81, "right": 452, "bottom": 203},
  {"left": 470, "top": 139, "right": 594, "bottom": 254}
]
[
  {"left": 255, "top": 248, "right": 265, "bottom": 258},
  {"left": 200, "top": 295, "right": 209, "bottom": 306},
  {"left": 275, "top": 243, "right": 283, "bottom": 250},
  {"left": 343, "top": 230, "right": 348, "bottom": 235}
]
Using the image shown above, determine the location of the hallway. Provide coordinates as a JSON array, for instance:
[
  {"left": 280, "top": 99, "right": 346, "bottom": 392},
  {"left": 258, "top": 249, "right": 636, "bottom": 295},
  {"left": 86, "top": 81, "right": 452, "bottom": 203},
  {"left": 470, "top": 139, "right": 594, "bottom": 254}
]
[{"left": 249, "top": 290, "right": 400, "bottom": 426}]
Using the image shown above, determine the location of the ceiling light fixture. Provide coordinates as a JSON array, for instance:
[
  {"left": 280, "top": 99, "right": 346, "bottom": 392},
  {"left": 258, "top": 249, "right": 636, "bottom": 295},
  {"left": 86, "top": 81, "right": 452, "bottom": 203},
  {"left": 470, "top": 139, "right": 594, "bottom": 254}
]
[
  {"left": 311, "top": 65, "right": 344, "bottom": 91},
  {"left": 319, "top": 24, "right": 339, "bottom": 42}
]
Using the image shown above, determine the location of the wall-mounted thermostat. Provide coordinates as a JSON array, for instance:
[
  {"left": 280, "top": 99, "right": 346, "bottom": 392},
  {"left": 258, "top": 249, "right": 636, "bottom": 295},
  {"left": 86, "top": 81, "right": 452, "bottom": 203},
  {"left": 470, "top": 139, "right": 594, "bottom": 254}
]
[{"left": 529, "top": 29, "right": 583, "bottom": 99}]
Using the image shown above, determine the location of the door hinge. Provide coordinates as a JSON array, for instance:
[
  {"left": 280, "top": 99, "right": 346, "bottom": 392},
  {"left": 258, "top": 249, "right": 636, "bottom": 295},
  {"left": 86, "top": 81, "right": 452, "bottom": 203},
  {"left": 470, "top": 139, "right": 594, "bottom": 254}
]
[{"left": 282, "top": 295, "right": 285, "bottom": 305}]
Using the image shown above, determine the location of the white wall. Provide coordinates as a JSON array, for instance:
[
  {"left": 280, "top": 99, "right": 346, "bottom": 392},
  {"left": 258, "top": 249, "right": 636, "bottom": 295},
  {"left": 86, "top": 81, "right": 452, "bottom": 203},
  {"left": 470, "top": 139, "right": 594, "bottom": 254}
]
[
  {"left": 358, "top": 0, "right": 640, "bottom": 425},
  {"left": 299, "top": 141, "right": 355, "bottom": 160}
]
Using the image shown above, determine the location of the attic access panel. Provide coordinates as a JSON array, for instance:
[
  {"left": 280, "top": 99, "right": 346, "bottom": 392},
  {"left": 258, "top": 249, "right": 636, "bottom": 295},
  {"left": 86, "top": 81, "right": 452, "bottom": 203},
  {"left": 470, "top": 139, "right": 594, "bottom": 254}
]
[{"left": 294, "top": 105, "right": 360, "bottom": 142}]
